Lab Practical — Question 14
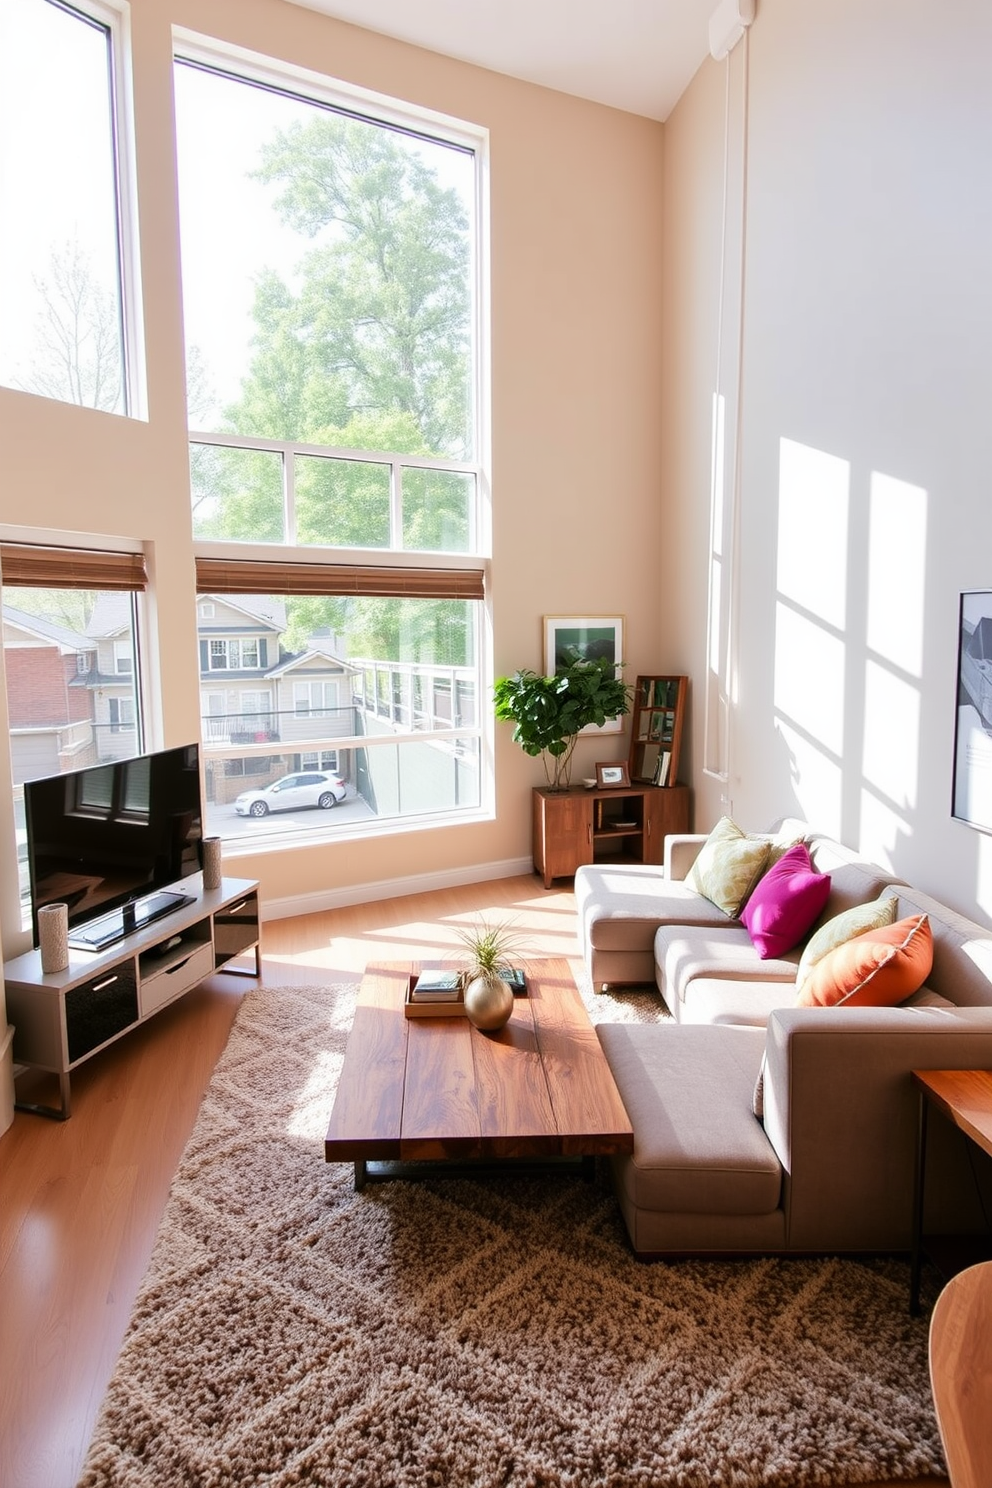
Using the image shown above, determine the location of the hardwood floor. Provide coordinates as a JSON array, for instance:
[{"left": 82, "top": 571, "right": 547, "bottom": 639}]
[{"left": 0, "top": 874, "right": 945, "bottom": 1488}]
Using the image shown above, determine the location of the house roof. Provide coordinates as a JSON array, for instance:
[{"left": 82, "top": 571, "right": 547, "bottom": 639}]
[
  {"left": 2, "top": 603, "right": 92, "bottom": 653},
  {"left": 267, "top": 643, "right": 357, "bottom": 679},
  {"left": 199, "top": 594, "right": 287, "bottom": 630}
]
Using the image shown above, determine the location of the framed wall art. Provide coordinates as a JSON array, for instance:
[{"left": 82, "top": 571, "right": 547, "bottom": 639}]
[
  {"left": 543, "top": 615, "right": 624, "bottom": 735},
  {"left": 952, "top": 590, "right": 992, "bottom": 833}
]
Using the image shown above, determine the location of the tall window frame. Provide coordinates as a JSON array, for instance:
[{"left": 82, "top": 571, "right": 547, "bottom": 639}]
[
  {"left": 0, "top": 0, "right": 146, "bottom": 419},
  {"left": 0, "top": 536, "right": 150, "bottom": 941},
  {"left": 173, "top": 34, "right": 493, "bottom": 846}
]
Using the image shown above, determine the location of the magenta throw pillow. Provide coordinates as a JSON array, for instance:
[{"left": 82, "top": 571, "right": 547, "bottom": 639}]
[{"left": 741, "top": 843, "right": 831, "bottom": 959}]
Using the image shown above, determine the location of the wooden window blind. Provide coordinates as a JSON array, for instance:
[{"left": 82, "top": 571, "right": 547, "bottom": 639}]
[
  {"left": 194, "top": 557, "right": 484, "bottom": 601},
  {"left": 0, "top": 544, "right": 148, "bottom": 591}
]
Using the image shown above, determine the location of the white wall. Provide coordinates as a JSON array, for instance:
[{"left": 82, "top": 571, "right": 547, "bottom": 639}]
[{"left": 663, "top": 0, "right": 992, "bottom": 920}]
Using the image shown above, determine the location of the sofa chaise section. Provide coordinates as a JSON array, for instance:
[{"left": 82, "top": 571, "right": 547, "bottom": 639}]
[{"left": 599, "top": 1005, "right": 992, "bottom": 1256}]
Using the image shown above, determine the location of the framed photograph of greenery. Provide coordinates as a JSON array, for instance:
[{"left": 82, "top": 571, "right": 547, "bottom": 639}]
[{"left": 543, "top": 615, "right": 624, "bottom": 734}]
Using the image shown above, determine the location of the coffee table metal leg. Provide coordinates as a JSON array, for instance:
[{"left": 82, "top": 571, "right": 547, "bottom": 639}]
[{"left": 354, "top": 1159, "right": 367, "bottom": 1192}]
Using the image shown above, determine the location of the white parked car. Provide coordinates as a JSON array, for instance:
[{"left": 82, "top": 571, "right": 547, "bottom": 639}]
[{"left": 234, "top": 770, "right": 347, "bottom": 818}]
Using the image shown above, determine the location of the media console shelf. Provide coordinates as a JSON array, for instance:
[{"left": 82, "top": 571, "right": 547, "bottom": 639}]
[{"left": 3, "top": 874, "right": 260, "bottom": 1120}]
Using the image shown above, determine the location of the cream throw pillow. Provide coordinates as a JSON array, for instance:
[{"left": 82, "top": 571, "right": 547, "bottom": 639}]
[
  {"left": 688, "top": 817, "right": 772, "bottom": 918},
  {"left": 795, "top": 892, "right": 898, "bottom": 994}
]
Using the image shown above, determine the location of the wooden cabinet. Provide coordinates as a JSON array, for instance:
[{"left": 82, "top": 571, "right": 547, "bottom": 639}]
[
  {"left": 533, "top": 784, "right": 690, "bottom": 888},
  {"left": 628, "top": 675, "right": 688, "bottom": 787},
  {"left": 4, "top": 875, "right": 260, "bottom": 1118}
]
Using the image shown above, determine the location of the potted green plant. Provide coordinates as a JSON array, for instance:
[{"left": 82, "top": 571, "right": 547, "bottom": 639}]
[
  {"left": 493, "top": 656, "right": 630, "bottom": 791},
  {"left": 454, "top": 917, "right": 527, "bottom": 1032}
]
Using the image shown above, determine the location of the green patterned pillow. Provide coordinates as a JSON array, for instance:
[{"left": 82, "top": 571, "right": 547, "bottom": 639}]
[
  {"left": 688, "top": 817, "right": 772, "bottom": 918},
  {"left": 795, "top": 892, "right": 898, "bottom": 992}
]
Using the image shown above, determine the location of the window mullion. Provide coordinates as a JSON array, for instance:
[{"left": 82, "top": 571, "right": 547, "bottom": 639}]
[
  {"left": 284, "top": 450, "right": 297, "bottom": 545},
  {"left": 389, "top": 459, "right": 402, "bottom": 550}
]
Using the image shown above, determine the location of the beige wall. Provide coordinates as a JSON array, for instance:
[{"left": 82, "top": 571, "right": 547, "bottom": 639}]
[
  {"left": 662, "top": 0, "right": 992, "bottom": 920},
  {"left": 0, "top": 0, "right": 667, "bottom": 944}
]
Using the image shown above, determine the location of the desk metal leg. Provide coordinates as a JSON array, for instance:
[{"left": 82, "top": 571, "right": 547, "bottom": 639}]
[{"left": 910, "top": 1094, "right": 928, "bottom": 1315}]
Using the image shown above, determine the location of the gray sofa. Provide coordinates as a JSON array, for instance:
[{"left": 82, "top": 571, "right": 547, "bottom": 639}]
[{"left": 575, "top": 821, "right": 992, "bottom": 1256}]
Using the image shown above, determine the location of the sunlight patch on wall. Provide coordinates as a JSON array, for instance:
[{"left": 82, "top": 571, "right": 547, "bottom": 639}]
[
  {"left": 776, "top": 718, "right": 842, "bottom": 837},
  {"left": 862, "top": 659, "right": 920, "bottom": 809},
  {"left": 776, "top": 438, "right": 850, "bottom": 629},
  {"left": 704, "top": 391, "right": 729, "bottom": 777},
  {"left": 774, "top": 604, "right": 846, "bottom": 757},
  {"left": 867, "top": 473, "right": 927, "bottom": 676},
  {"left": 859, "top": 791, "right": 904, "bottom": 874}
]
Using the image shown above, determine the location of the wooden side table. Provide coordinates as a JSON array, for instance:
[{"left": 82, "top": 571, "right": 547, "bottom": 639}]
[{"left": 910, "top": 1069, "right": 992, "bottom": 1313}]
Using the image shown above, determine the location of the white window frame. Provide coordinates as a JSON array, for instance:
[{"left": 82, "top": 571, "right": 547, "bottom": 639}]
[
  {"left": 22, "top": 0, "right": 147, "bottom": 421},
  {"left": 175, "top": 34, "right": 494, "bottom": 843}
]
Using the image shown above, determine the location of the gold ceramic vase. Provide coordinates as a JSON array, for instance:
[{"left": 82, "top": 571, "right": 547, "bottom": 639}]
[{"left": 463, "top": 973, "right": 514, "bottom": 1032}]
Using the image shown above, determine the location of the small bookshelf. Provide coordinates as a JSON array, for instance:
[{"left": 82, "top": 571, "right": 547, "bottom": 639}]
[{"left": 628, "top": 675, "right": 688, "bottom": 786}]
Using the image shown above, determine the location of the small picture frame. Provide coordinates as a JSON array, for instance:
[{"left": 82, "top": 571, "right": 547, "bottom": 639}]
[{"left": 595, "top": 762, "right": 630, "bottom": 789}]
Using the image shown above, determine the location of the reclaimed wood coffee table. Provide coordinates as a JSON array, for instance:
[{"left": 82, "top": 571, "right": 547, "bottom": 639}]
[{"left": 324, "top": 957, "right": 633, "bottom": 1188}]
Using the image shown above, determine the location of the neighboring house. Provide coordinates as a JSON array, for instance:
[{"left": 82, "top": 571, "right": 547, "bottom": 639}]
[
  {"left": 265, "top": 634, "right": 357, "bottom": 752},
  {"left": 196, "top": 594, "right": 286, "bottom": 746},
  {"left": 2, "top": 605, "right": 98, "bottom": 782},
  {"left": 196, "top": 597, "right": 362, "bottom": 804},
  {"left": 85, "top": 592, "right": 141, "bottom": 762}
]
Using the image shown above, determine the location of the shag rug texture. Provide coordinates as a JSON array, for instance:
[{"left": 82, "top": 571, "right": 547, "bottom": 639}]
[{"left": 78, "top": 981, "right": 945, "bottom": 1488}]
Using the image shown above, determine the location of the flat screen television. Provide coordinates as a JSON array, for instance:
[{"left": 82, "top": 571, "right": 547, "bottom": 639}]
[{"left": 25, "top": 743, "right": 203, "bottom": 952}]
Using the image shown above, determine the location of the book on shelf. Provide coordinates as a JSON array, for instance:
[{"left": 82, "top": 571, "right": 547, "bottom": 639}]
[
  {"left": 652, "top": 750, "right": 672, "bottom": 786},
  {"left": 638, "top": 742, "right": 661, "bottom": 782}
]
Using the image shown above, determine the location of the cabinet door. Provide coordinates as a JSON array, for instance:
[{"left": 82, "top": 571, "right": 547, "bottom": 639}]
[
  {"left": 642, "top": 784, "right": 691, "bottom": 864},
  {"left": 533, "top": 791, "right": 593, "bottom": 887}
]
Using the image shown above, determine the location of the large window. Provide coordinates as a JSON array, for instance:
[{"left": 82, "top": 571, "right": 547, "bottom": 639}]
[
  {"left": 0, "top": 541, "right": 147, "bottom": 929},
  {"left": 0, "top": 0, "right": 138, "bottom": 414},
  {"left": 174, "top": 42, "right": 488, "bottom": 844}
]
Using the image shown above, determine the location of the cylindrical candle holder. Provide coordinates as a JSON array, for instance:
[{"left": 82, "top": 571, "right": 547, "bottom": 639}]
[
  {"left": 39, "top": 902, "right": 69, "bottom": 975},
  {"left": 202, "top": 836, "right": 223, "bottom": 891}
]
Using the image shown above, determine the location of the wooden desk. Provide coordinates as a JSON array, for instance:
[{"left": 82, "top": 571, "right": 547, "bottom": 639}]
[{"left": 910, "top": 1069, "right": 992, "bottom": 1313}]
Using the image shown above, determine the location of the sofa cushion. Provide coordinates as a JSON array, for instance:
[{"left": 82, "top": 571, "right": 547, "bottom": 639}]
[
  {"left": 804, "top": 838, "right": 904, "bottom": 924},
  {"left": 796, "top": 892, "right": 898, "bottom": 991},
  {"left": 741, "top": 843, "right": 831, "bottom": 959},
  {"left": 680, "top": 978, "right": 800, "bottom": 1028},
  {"left": 576, "top": 863, "right": 731, "bottom": 958},
  {"left": 655, "top": 923, "right": 800, "bottom": 1020},
  {"left": 797, "top": 914, "right": 934, "bottom": 1008},
  {"left": 687, "top": 817, "right": 771, "bottom": 916},
  {"left": 596, "top": 1022, "right": 781, "bottom": 1217}
]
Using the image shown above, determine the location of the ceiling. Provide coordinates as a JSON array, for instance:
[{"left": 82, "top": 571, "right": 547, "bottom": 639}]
[{"left": 285, "top": 0, "right": 716, "bottom": 122}]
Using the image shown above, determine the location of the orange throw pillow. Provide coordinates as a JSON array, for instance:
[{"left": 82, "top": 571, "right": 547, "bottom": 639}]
[{"left": 796, "top": 914, "right": 933, "bottom": 1008}]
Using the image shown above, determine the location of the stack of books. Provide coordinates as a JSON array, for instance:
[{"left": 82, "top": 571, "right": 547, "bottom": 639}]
[
  {"left": 652, "top": 749, "right": 672, "bottom": 786},
  {"left": 410, "top": 970, "right": 462, "bottom": 1002}
]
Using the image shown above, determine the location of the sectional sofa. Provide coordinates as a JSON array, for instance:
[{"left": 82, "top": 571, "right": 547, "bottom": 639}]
[{"left": 575, "top": 819, "right": 992, "bottom": 1257}]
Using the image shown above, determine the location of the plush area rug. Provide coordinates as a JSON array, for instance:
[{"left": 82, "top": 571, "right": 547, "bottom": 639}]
[{"left": 78, "top": 982, "right": 945, "bottom": 1487}]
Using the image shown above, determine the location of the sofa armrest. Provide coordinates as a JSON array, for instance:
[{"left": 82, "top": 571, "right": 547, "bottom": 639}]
[
  {"left": 761, "top": 1004, "right": 992, "bottom": 1250},
  {"left": 664, "top": 834, "right": 709, "bottom": 882}
]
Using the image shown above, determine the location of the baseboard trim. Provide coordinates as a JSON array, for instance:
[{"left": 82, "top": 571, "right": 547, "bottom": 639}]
[{"left": 260, "top": 855, "right": 536, "bottom": 921}]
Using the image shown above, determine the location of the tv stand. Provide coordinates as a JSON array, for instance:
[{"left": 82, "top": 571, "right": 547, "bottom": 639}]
[
  {"left": 67, "top": 889, "right": 196, "bottom": 952},
  {"left": 4, "top": 874, "right": 260, "bottom": 1120}
]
